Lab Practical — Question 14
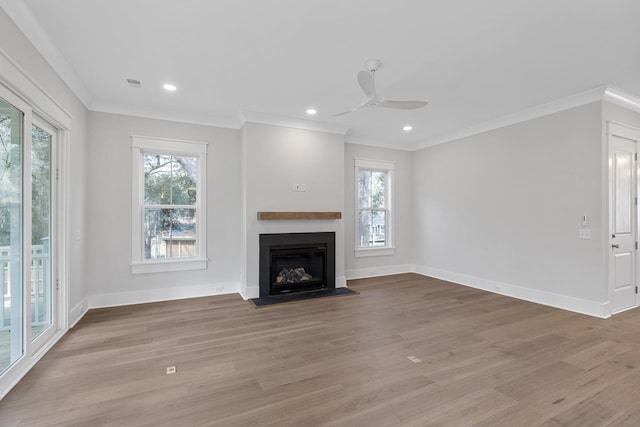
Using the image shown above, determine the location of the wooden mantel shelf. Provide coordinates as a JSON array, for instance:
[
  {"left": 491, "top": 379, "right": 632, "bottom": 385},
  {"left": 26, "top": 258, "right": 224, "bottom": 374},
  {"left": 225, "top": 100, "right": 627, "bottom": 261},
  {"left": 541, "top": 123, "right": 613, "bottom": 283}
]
[{"left": 257, "top": 211, "right": 342, "bottom": 220}]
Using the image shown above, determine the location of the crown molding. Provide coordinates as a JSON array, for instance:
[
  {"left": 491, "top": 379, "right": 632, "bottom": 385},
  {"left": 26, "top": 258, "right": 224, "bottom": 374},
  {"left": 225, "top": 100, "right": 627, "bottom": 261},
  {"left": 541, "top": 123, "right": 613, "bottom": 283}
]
[
  {"left": 0, "top": 0, "right": 92, "bottom": 107},
  {"left": 240, "top": 110, "right": 351, "bottom": 135},
  {"left": 603, "top": 86, "right": 640, "bottom": 114},
  {"left": 412, "top": 86, "right": 611, "bottom": 151},
  {"left": 344, "top": 134, "right": 414, "bottom": 151},
  {"left": 89, "top": 100, "right": 243, "bottom": 129}
]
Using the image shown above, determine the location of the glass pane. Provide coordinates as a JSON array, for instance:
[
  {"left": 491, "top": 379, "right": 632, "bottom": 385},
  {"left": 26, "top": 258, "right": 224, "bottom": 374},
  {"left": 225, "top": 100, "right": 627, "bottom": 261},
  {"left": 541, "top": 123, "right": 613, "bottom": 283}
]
[
  {"left": 358, "top": 210, "right": 387, "bottom": 248},
  {"left": 144, "top": 154, "right": 197, "bottom": 205},
  {"left": 371, "top": 211, "right": 387, "bottom": 246},
  {"left": 144, "top": 208, "right": 197, "bottom": 259},
  {"left": 31, "top": 124, "right": 52, "bottom": 340},
  {"left": 371, "top": 211, "right": 386, "bottom": 246},
  {"left": 358, "top": 209, "right": 372, "bottom": 247},
  {"left": 371, "top": 171, "right": 385, "bottom": 208},
  {"left": 615, "top": 151, "right": 632, "bottom": 234},
  {"left": 0, "top": 97, "right": 24, "bottom": 374},
  {"left": 358, "top": 170, "right": 371, "bottom": 208}
]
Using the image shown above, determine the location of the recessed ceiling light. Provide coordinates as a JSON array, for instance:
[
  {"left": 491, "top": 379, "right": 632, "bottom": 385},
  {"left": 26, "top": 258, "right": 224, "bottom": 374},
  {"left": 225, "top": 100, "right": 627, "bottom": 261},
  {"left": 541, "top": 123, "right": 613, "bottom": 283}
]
[
  {"left": 306, "top": 108, "right": 317, "bottom": 115},
  {"left": 403, "top": 125, "right": 413, "bottom": 132},
  {"left": 163, "top": 84, "right": 177, "bottom": 91}
]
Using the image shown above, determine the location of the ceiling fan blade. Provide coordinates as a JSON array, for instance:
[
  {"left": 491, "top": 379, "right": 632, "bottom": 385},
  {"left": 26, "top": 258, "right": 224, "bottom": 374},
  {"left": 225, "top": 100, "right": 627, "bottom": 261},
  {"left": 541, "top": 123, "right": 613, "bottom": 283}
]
[
  {"left": 357, "top": 71, "right": 376, "bottom": 98},
  {"left": 332, "top": 99, "right": 369, "bottom": 116},
  {"left": 378, "top": 99, "right": 428, "bottom": 110}
]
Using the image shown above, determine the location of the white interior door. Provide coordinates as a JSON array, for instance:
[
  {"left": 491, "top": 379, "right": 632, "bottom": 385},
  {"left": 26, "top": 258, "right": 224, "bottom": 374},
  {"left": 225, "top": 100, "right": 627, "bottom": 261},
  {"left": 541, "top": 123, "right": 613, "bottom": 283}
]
[{"left": 609, "top": 123, "right": 640, "bottom": 314}]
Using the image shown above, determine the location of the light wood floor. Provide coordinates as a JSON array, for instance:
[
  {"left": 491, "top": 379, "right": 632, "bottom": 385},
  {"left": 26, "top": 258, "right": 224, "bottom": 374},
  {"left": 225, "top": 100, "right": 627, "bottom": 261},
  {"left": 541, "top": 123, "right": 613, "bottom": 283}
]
[{"left": 2, "top": 273, "right": 640, "bottom": 426}]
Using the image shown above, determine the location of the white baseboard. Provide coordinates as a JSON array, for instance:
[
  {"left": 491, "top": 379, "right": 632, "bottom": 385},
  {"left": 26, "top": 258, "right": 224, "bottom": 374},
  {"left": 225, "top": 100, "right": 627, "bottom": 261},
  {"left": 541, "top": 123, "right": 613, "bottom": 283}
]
[
  {"left": 239, "top": 286, "right": 258, "bottom": 300},
  {"left": 603, "top": 301, "right": 612, "bottom": 316},
  {"left": 413, "top": 265, "right": 609, "bottom": 319},
  {"left": 88, "top": 282, "right": 240, "bottom": 309},
  {"left": 82, "top": 267, "right": 608, "bottom": 318},
  {"left": 346, "top": 264, "right": 413, "bottom": 280},
  {"left": 69, "top": 297, "right": 89, "bottom": 328}
]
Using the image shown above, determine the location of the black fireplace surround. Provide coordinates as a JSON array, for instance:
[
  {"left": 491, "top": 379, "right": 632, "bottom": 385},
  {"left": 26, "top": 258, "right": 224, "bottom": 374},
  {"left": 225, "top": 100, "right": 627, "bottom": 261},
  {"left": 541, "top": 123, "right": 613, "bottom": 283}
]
[{"left": 259, "top": 232, "right": 335, "bottom": 298}]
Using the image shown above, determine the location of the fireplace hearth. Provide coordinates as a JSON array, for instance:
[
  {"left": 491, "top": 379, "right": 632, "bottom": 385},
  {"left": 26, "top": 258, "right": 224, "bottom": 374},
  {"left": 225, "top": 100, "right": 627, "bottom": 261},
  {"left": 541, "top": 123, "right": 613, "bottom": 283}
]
[{"left": 259, "top": 232, "right": 335, "bottom": 298}]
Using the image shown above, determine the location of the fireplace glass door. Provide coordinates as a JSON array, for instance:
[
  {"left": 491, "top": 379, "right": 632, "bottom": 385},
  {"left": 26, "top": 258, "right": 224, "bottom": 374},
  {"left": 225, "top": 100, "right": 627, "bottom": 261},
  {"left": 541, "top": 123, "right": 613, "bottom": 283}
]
[{"left": 270, "top": 246, "right": 327, "bottom": 295}]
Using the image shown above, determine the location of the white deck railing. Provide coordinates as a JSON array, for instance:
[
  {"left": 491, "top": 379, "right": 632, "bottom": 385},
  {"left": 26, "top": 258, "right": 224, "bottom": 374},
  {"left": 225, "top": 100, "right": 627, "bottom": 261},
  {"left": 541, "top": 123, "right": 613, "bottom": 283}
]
[{"left": 0, "top": 245, "right": 50, "bottom": 329}]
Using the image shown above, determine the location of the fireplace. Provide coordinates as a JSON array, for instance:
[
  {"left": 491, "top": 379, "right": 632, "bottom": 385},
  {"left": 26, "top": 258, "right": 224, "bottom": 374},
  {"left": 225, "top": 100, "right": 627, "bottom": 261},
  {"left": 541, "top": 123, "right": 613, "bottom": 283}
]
[{"left": 259, "top": 232, "right": 335, "bottom": 298}]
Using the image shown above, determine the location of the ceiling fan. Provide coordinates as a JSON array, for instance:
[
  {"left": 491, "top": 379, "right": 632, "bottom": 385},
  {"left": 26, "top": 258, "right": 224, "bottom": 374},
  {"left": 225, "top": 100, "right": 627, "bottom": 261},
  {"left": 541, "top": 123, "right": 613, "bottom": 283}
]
[{"left": 334, "top": 59, "right": 428, "bottom": 116}]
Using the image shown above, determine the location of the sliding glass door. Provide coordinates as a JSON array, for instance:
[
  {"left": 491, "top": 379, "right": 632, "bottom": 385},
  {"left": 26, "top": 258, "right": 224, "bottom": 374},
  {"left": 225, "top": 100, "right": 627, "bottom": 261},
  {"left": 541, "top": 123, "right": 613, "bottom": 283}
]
[{"left": 0, "top": 91, "right": 58, "bottom": 377}]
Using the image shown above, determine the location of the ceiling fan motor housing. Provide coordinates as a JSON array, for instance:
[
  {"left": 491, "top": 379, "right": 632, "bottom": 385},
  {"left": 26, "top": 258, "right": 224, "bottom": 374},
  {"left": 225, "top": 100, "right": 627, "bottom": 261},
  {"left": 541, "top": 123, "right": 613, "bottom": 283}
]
[{"left": 365, "top": 59, "right": 381, "bottom": 73}]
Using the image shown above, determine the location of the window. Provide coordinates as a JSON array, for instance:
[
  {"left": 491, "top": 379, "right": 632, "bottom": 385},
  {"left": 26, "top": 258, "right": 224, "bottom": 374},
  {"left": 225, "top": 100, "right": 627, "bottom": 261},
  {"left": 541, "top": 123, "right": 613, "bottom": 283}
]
[
  {"left": 131, "top": 136, "right": 208, "bottom": 274},
  {"left": 354, "top": 158, "right": 394, "bottom": 257}
]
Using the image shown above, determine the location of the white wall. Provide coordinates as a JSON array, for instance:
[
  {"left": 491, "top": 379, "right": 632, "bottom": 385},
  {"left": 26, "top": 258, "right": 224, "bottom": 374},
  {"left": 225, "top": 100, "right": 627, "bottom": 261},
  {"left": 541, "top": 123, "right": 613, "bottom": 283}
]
[
  {"left": 0, "top": 7, "right": 90, "bottom": 326},
  {"left": 344, "top": 143, "right": 414, "bottom": 279},
  {"left": 241, "top": 122, "right": 345, "bottom": 299},
  {"left": 86, "top": 112, "right": 242, "bottom": 307},
  {"left": 412, "top": 102, "right": 607, "bottom": 316}
]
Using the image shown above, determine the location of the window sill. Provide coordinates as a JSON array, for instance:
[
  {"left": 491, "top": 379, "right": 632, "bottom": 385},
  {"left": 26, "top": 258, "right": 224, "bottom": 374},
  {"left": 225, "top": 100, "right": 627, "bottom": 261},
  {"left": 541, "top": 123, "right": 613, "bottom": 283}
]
[
  {"left": 131, "top": 258, "right": 208, "bottom": 274},
  {"left": 354, "top": 247, "right": 395, "bottom": 258}
]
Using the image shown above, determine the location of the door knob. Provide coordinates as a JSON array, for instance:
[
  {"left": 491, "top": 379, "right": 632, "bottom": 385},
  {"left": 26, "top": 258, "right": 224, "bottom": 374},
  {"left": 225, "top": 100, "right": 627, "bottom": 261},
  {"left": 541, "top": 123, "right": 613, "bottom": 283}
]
[{"left": 612, "top": 244, "right": 620, "bottom": 249}]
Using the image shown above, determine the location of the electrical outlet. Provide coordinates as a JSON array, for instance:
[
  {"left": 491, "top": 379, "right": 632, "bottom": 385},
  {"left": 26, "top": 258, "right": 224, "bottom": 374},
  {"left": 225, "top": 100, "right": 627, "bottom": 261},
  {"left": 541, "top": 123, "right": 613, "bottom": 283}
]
[
  {"left": 579, "top": 229, "right": 592, "bottom": 240},
  {"left": 408, "top": 355, "right": 421, "bottom": 363},
  {"left": 292, "top": 184, "right": 306, "bottom": 192},
  {"left": 215, "top": 286, "right": 224, "bottom": 294},
  {"left": 166, "top": 366, "right": 176, "bottom": 375}
]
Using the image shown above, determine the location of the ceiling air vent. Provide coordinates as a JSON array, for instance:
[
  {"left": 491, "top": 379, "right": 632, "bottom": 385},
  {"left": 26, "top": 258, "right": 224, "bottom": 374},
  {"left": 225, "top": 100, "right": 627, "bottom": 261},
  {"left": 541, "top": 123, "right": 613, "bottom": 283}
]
[{"left": 126, "top": 78, "right": 142, "bottom": 88}]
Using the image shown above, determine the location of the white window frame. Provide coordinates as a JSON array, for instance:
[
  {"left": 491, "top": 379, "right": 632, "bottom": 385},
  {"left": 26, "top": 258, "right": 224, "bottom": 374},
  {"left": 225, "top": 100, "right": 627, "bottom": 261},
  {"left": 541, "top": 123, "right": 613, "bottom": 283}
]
[
  {"left": 131, "top": 135, "right": 208, "bottom": 274},
  {"left": 354, "top": 158, "right": 395, "bottom": 257}
]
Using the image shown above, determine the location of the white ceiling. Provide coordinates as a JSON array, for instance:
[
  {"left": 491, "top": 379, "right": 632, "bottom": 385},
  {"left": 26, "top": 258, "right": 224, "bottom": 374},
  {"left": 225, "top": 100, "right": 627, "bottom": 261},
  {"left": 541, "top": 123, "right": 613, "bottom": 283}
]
[{"left": 3, "top": 0, "right": 640, "bottom": 149}]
